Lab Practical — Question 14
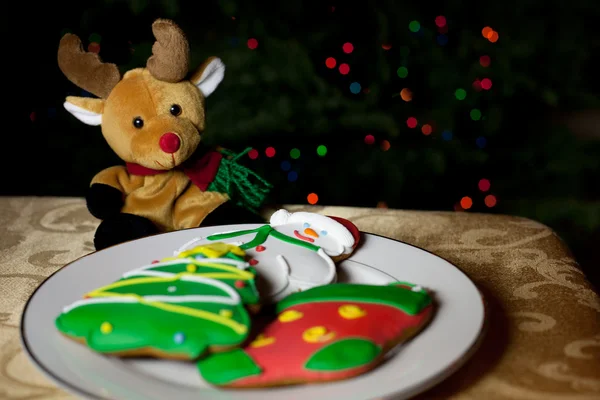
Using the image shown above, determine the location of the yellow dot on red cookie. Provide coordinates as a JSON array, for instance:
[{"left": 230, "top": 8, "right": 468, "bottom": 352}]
[
  {"left": 278, "top": 309, "right": 304, "bottom": 322},
  {"left": 302, "top": 326, "right": 336, "bottom": 343},
  {"left": 100, "top": 322, "right": 113, "bottom": 334},
  {"left": 250, "top": 334, "right": 276, "bottom": 348},
  {"left": 186, "top": 264, "right": 197, "bottom": 272},
  {"left": 338, "top": 304, "right": 367, "bottom": 319},
  {"left": 219, "top": 309, "right": 233, "bottom": 318}
]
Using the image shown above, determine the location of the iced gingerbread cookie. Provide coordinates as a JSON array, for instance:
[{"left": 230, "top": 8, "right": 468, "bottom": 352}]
[
  {"left": 175, "top": 209, "right": 361, "bottom": 303},
  {"left": 197, "top": 281, "right": 434, "bottom": 388},
  {"left": 55, "top": 243, "right": 260, "bottom": 360}
]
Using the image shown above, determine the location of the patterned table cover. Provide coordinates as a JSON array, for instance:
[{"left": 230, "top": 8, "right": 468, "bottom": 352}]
[{"left": 1, "top": 197, "right": 598, "bottom": 400}]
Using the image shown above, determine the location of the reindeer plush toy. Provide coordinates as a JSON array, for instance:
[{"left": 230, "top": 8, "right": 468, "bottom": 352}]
[{"left": 57, "top": 19, "right": 272, "bottom": 250}]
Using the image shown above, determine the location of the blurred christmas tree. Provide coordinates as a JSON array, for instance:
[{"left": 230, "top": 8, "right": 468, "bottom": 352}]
[{"left": 27, "top": 0, "right": 600, "bottom": 284}]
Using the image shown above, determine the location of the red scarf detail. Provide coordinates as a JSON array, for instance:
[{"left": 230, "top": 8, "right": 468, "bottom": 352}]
[{"left": 125, "top": 150, "right": 223, "bottom": 191}]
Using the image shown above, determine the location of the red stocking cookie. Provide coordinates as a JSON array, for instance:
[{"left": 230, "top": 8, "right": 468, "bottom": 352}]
[{"left": 197, "top": 281, "right": 434, "bottom": 387}]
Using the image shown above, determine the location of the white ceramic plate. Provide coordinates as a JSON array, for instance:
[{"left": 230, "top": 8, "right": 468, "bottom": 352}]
[{"left": 21, "top": 224, "right": 486, "bottom": 400}]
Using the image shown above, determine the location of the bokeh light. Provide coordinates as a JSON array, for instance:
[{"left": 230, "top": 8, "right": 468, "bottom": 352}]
[
  {"left": 470, "top": 109, "right": 482, "bottom": 121},
  {"left": 265, "top": 147, "right": 276, "bottom": 157},
  {"left": 481, "top": 78, "right": 492, "bottom": 90},
  {"left": 89, "top": 33, "right": 102, "bottom": 43},
  {"left": 350, "top": 82, "right": 361, "bottom": 94},
  {"left": 381, "top": 140, "right": 391, "bottom": 151},
  {"left": 290, "top": 148, "right": 301, "bottom": 159},
  {"left": 488, "top": 31, "right": 499, "bottom": 43},
  {"left": 364, "top": 134, "right": 375, "bottom": 145},
  {"left": 442, "top": 130, "right": 452, "bottom": 140},
  {"left": 421, "top": 124, "right": 433, "bottom": 135},
  {"left": 481, "top": 27, "right": 493, "bottom": 38},
  {"left": 307, "top": 193, "right": 319, "bottom": 205},
  {"left": 476, "top": 136, "right": 487, "bottom": 148},
  {"left": 248, "top": 149, "right": 259, "bottom": 159},
  {"left": 437, "top": 35, "right": 448, "bottom": 46},
  {"left": 342, "top": 42, "right": 354, "bottom": 53},
  {"left": 281, "top": 160, "right": 291, "bottom": 171},
  {"left": 325, "top": 57, "right": 336, "bottom": 68},
  {"left": 472, "top": 79, "right": 482, "bottom": 92},
  {"left": 407, "top": 117, "right": 418, "bottom": 128},
  {"left": 247, "top": 38, "right": 258, "bottom": 49},
  {"left": 88, "top": 42, "right": 100, "bottom": 53},
  {"left": 435, "top": 16, "right": 447, "bottom": 28},
  {"left": 382, "top": 44, "right": 392, "bottom": 50},
  {"left": 288, "top": 171, "right": 298, "bottom": 182},
  {"left": 377, "top": 201, "right": 388, "bottom": 208},
  {"left": 460, "top": 196, "right": 473, "bottom": 209},
  {"left": 339, "top": 63, "right": 350, "bottom": 75},
  {"left": 400, "top": 88, "right": 412, "bottom": 101},
  {"left": 317, "top": 145, "right": 328, "bottom": 156},
  {"left": 478, "top": 179, "right": 491, "bottom": 191},
  {"left": 455, "top": 88, "right": 466, "bottom": 100},
  {"left": 409, "top": 21, "right": 421, "bottom": 32},
  {"left": 30, "top": 112, "right": 36, "bottom": 122},
  {"left": 480, "top": 55, "right": 491, "bottom": 67},
  {"left": 485, "top": 194, "right": 497, "bottom": 207},
  {"left": 397, "top": 66, "right": 408, "bottom": 78}
]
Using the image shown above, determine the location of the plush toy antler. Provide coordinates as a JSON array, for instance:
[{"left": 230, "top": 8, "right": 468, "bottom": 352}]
[
  {"left": 146, "top": 19, "right": 190, "bottom": 82},
  {"left": 57, "top": 34, "right": 121, "bottom": 98},
  {"left": 58, "top": 19, "right": 271, "bottom": 250}
]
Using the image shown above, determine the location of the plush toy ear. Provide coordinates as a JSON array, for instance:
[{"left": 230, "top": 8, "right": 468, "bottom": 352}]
[
  {"left": 63, "top": 96, "right": 104, "bottom": 126},
  {"left": 190, "top": 56, "right": 225, "bottom": 97}
]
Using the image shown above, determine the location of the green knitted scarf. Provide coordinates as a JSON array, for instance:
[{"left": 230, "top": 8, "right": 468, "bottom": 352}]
[{"left": 208, "top": 147, "right": 273, "bottom": 214}]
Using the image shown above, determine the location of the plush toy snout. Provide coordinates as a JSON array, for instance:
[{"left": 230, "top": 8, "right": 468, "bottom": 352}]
[{"left": 128, "top": 110, "right": 202, "bottom": 169}]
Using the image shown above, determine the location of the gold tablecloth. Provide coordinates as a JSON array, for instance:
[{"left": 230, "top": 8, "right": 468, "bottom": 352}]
[{"left": 1, "top": 197, "right": 599, "bottom": 400}]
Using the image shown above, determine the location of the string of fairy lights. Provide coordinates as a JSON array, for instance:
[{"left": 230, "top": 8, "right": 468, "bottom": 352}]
[{"left": 246, "top": 13, "right": 500, "bottom": 211}]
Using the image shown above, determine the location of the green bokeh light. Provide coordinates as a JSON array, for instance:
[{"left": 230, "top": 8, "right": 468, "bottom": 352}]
[
  {"left": 290, "top": 148, "right": 301, "bottom": 159},
  {"left": 397, "top": 67, "right": 408, "bottom": 78},
  {"left": 470, "top": 109, "right": 482, "bottom": 120},
  {"left": 89, "top": 33, "right": 102, "bottom": 43},
  {"left": 409, "top": 21, "right": 421, "bottom": 32},
  {"left": 455, "top": 89, "right": 467, "bottom": 100},
  {"left": 317, "top": 145, "right": 328, "bottom": 156}
]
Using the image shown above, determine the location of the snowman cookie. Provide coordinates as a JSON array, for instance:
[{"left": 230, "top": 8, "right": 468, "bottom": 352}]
[
  {"left": 175, "top": 210, "right": 361, "bottom": 304},
  {"left": 197, "top": 281, "right": 434, "bottom": 388},
  {"left": 55, "top": 243, "right": 260, "bottom": 360}
]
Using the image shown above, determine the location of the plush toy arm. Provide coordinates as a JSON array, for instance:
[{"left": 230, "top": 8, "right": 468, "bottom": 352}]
[
  {"left": 87, "top": 166, "right": 144, "bottom": 219},
  {"left": 86, "top": 183, "right": 123, "bottom": 219}
]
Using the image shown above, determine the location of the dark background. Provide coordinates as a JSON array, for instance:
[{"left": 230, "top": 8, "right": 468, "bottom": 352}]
[{"left": 4, "top": 0, "right": 600, "bottom": 287}]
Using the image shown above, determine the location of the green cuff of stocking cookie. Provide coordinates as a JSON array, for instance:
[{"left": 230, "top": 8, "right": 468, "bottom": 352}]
[
  {"left": 198, "top": 348, "right": 262, "bottom": 385},
  {"left": 276, "top": 283, "right": 432, "bottom": 316},
  {"left": 304, "top": 337, "right": 382, "bottom": 372}
]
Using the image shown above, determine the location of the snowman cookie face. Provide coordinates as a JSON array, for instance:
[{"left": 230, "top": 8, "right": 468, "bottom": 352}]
[{"left": 269, "top": 210, "right": 356, "bottom": 257}]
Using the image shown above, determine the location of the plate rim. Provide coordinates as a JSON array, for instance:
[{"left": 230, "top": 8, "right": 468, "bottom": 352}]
[{"left": 20, "top": 226, "right": 489, "bottom": 400}]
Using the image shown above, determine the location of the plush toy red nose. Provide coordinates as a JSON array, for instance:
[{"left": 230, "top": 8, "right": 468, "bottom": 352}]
[{"left": 159, "top": 132, "right": 180, "bottom": 153}]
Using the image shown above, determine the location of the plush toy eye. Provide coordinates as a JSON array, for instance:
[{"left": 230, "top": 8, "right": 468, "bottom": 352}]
[
  {"left": 170, "top": 104, "right": 182, "bottom": 116},
  {"left": 133, "top": 117, "right": 144, "bottom": 129}
]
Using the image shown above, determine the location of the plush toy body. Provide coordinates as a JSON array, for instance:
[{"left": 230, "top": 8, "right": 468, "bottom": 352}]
[{"left": 57, "top": 19, "right": 271, "bottom": 250}]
